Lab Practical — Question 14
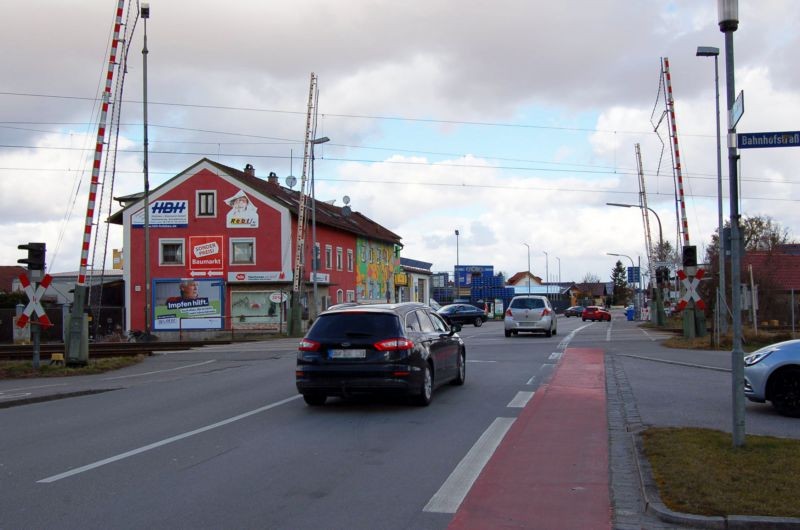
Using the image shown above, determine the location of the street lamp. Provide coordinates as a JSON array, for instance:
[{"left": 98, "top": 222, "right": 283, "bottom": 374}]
[
  {"left": 607, "top": 202, "right": 666, "bottom": 325},
  {"left": 697, "top": 45, "right": 728, "bottom": 336},
  {"left": 141, "top": 1, "right": 152, "bottom": 339},
  {"left": 454, "top": 230, "right": 460, "bottom": 302},
  {"left": 556, "top": 256, "right": 561, "bottom": 295},
  {"left": 523, "top": 243, "right": 531, "bottom": 294},
  {"left": 543, "top": 251, "right": 549, "bottom": 297},
  {"left": 310, "top": 136, "right": 329, "bottom": 318},
  {"left": 719, "top": 0, "right": 745, "bottom": 448}
]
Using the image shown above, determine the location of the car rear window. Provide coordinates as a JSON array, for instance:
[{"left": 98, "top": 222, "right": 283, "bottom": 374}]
[
  {"left": 308, "top": 312, "right": 403, "bottom": 340},
  {"left": 510, "top": 298, "right": 544, "bottom": 310}
]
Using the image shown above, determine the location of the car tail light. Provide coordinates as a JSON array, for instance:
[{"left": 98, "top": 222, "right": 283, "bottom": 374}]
[
  {"left": 374, "top": 338, "right": 414, "bottom": 351},
  {"left": 505, "top": 309, "right": 513, "bottom": 317},
  {"left": 298, "top": 338, "right": 321, "bottom": 351},
  {"left": 541, "top": 308, "right": 551, "bottom": 316}
]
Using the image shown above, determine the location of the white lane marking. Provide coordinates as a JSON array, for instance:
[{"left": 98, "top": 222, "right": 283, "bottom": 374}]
[
  {"left": 557, "top": 324, "right": 592, "bottom": 350},
  {"left": 423, "top": 417, "right": 516, "bottom": 514},
  {"left": 0, "top": 392, "right": 33, "bottom": 400},
  {"left": 606, "top": 320, "right": 613, "bottom": 341},
  {"left": 467, "top": 360, "right": 497, "bottom": 363},
  {"left": 38, "top": 394, "right": 302, "bottom": 483},
  {"left": 101, "top": 360, "right": 217, "bottom": 381},
  {"left": 507, "top": 391, "right": 534, "bottom": 408},
  {"left": 1, "top": 382, "right": 68, "bottom": 393},
  {"left": 548, "top": 351, "right": 562, "bottom": 361}
]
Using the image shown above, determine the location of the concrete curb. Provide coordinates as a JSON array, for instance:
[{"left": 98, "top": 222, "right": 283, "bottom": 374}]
[{"left": 632, "top": 433, "right": 800, "bottom": 529}]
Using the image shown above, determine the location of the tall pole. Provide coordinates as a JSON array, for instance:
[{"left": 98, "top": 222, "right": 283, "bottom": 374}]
[
  {"left": 524, "top": 243, "right": 531, "bottom": 294},
  {"left": 714, "top": 52, "right": 728, "bottom": 335},
  {"left": 309, "top": 136, "right": 330, "bottom": 317},
  {"left": 311, "top": 142, "right": 317, "bottom": 318},
  {"left": 454, "top": 230, "right": 460, "bottom": 302},
  {"left": 67, "top": 0, "right": 126, "bottom": 364},
  {"left": 697, "top": 46, "right": 728, "bottom": 335},
  {"left": 142, "top": 2, "right": 151, "bottom": 338},
  {"left": 543, "top": 251, "right": 549, "bottom": 297},
  {"left": 719, "top": 0, "right": 745, "bottom": 447}
]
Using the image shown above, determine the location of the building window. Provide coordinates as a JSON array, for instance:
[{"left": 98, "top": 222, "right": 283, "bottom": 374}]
[
  {"left": 347, "top": 249, "right": 354, "bottom": 272},
  {"left": 336, "top": 247, "right": 343, "bottom": 270},
  {"left": 159, "top": 239, "right": 184, "bottom": 265},
  {"left": 325, "top": 245, "right": 333, "bottom": 270},
  {"left": 336, "top": 289, "right": 344, "bottom": 304},
  {"left": 346, "top": 290, "right": 355, "bottom": 302},
  {"left": 196, "top": 191, "right": 216, "bottom": 217},
  {"left": 230, "top": 238, "right": 255, "bottom": 264}
]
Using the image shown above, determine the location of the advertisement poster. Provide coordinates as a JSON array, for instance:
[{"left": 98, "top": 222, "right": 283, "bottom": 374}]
[
  {"left": 132, "top": 200, "right": 189, "bottom": 228},
  {"left": 230, "top": 291, "right": 284, "bottom": 331},
  {"left": 190, "top": 236, "right": 224, "bottom": 275},
  {"left": 153, "top": 278, "right": 223, "bottom": 330},
  {"left": 225, "top": 189, "right": 258, "bottom": 228}
]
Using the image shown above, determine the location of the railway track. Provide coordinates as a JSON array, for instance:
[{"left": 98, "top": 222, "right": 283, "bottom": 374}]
[{"left": 0, "top": 340, "right": 233, "bottom": 362}]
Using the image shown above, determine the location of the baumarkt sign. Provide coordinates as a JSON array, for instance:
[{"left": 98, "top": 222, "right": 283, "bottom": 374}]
[{"left": 737, "top": 131, "right": 800, "bottom": 149}]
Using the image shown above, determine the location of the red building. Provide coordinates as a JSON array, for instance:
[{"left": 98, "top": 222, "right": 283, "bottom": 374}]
[{"left": 111, "top": 159, "right": 402, "bottom": 337}]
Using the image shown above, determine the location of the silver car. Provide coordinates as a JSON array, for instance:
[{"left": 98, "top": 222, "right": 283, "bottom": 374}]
[
  {"left": 744, "top": 339, "right": 800, "bottom": 417},
  {"left": 504, "top": 295, "right": 557, "bottom": 337}
]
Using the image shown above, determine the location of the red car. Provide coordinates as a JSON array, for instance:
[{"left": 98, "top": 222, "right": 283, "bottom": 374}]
[{"left": 582, "top": 306, "right": 611, "bottom": 322}]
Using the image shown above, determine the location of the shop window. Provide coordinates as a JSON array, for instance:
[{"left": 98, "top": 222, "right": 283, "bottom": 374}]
[
  {"left": 231, "top": 238, "right": 255, "bottom": 264},
  {"left": 160, "top": 239, "right": 184, "bottom": 265},
  {"left": 346, "top": 290, "right": 355, "bottom": 302}
]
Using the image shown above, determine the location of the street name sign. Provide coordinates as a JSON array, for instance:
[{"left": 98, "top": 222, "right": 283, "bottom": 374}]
[{"left": 738, "top": 131, "right": 800, "bottom": 149}]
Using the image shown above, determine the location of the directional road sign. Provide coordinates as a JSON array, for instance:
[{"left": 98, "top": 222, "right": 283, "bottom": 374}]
[{"left": 738, "top": 131, "right": 800, "bottom": 149}]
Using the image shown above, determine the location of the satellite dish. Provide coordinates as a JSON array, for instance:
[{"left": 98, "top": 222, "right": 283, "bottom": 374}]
[
  {"left": 286, "top": 175, "right": 297, "bottom": 188},
  {"left": 342, "top": 205, "right": 352, "bottom": 217},
  {"left": 342, "top": 195, "right": 350, "bottom": 205}
]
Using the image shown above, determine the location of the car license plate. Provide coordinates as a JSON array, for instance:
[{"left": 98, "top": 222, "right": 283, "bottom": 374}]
[{"left": 330, "top": 349, "right": 366, "bottom": 359}]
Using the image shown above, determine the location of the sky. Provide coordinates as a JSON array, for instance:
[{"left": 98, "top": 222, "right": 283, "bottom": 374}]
[{"left": 2, "top": 1, "right": 800, "bottom": 286}]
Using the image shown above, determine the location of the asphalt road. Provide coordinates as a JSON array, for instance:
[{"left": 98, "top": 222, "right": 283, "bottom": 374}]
[{"left": 1, "top": 314, "right": 796, "bottom": 529}]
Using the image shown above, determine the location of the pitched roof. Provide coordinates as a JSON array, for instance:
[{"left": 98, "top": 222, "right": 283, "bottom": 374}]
[
  {"left": 111, "top": 158, "right": 403, "bottom": 246},
  {"left": 743, "top": 249, "right": 800, "bottom": 290},
  {"left": 574, "top": 282, "right": 608, "bottom": 296},
  {"left": 507, "top": 271, "right": 541, "bottom": 286},
  {"left": 0, "top": 266, "right": 26, "bottom": 293}
]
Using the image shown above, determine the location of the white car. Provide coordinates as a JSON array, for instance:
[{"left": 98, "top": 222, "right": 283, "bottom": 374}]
[
  {"left": 504, "top": 295, "right": 557, "bottom": 337},
  {"left": 744, "top": 339, "right": 800, "bottom": 417}
]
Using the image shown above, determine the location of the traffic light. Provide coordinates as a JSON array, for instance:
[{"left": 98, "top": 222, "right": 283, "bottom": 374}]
[
  {"left": 682, "top": 245, "right": 697, "bottom": 268},
  {"left": 18, "top": 242, "right": 46, "bottom": 270}
]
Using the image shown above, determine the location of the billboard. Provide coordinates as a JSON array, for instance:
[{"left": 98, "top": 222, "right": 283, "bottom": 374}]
[
  {"left": 132, "top": 200, "right": 189, "bottom": 228},
  {"left": 153, "top": 278, "right": 224, "bottom": 330},
  {"left": 189, "top": 236, "right": 224, "bottom": 275}
]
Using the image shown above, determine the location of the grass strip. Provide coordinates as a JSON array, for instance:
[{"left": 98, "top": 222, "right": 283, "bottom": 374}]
[{"left": 642, "top": 427, "right": 800, "bottom": 518}]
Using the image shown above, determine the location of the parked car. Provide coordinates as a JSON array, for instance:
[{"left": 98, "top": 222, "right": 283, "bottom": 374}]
[
  {"left": 564, "top": 305, "right": 585, "bottom": 318},
  {"left": 504, "top": 295, "right": 557, "bottom": 337},
  {"left": 296, "top": 302, "right": 465, "bottom": 406},
  {"left": 582, "top": 306, "right": 611, "bottom": 322},
  {"left": 437, "top": 304, "right": 488, "bottom": 327},
  {"left": 744, "top": 339, "right": 800, "bottom": 417}
]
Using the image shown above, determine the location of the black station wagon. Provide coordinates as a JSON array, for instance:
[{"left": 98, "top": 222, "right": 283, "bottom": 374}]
[{"left": 296, "top": 302, "right": 465, "bottom": 406}]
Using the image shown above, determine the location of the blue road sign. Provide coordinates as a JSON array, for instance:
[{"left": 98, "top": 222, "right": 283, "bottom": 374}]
[
  {"left": 627, "top": 267, "right": 640, "bottom": 283},
  {"left": 738, "top": 131, "right": 800, "bottom": 149}
]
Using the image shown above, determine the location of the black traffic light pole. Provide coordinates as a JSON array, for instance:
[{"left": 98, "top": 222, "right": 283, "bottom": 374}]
[{"left": 18, "top": 242, "right": 47, "bottom": 368}]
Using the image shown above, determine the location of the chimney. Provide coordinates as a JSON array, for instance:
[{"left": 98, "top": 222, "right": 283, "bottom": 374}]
[
  {"left": 267, "top": 171, "right": 279, "bottom": 185},
  {"left": 244, "top": 163, "right": 255, "bottom": 177}
]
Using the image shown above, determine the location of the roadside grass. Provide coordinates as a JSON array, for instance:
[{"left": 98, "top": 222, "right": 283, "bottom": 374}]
[
  {"left": 0, "top": 355, "right": 145, "bottom": 379},
  {"left": 643, "top": 427, "right": 800, "bottom": 518},
  {"left": 655, "top": 321, "right": 795, "bottom": 352}
]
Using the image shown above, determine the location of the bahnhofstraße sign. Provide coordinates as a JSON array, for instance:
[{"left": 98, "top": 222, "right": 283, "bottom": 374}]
[{"left": 738, "top": 131, "right": 800, "bottom": 149}]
